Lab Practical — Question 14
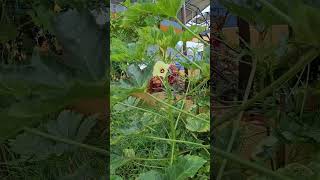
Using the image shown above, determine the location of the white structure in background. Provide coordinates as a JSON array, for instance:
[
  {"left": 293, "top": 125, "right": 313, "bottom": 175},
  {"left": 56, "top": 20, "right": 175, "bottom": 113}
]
[
  {"left": 175, "top": 40, "right": 204, "bottom": 58},
  {"left": 186, "top": 5, "right": 210, "bottom": 27},
  {"left": 139, "top": 40, "right": 204, "bottom": 70},
  {"left": 110, "top": 3, "right": 126, "bottom": 13}
]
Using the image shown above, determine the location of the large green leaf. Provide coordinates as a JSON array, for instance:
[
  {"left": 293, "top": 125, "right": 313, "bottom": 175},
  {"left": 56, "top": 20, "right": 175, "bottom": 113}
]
[
  {"left": 163, "top": 155, "right": 207, "bottom": 180},
  {"left": 288, "top": 0, "right": 320, "bottom": 46},
  {"left": 7, "top": 81, "right": 106, "bottom": 118},
  {"left": 0, "top": 8, "right": 107, "bottom": 138},
  {"left": 181, "top": 25, "right": 206, "bottom": 42},
  {"left": 122, "top": 2, "right": 159, "bottom": 27},
  {"left": 52, "top": 9, "right": 106, "bottom": 80},
  {"left": 111, "top": 84, "right": 143, "bottom": 106},
  {"left": 138, "top": 26, "right": 181, "bottom": 53},
  {"left": 9, "top": 110, "right": 97, "bottom": 160},
  {"left": 156, "top": 0, "right": 185, "bottom": 18},
  {"left": 118, "top": 63, "right": 153, "bottom": 90},
  {"left": 111, "top": 62, "right": 154, "bottom": 106},
  {"left": 135, "top": 155, "right": 206, "bottom": 180},
  {"left": 7, "top": 97, "right": 68, "bottom": 118},
  {"left": 137, "top": 170, "right": 163, "bottom": 180},
  {"left": 111, "top": 38, "right": 130, "bottom": 62},
  {"left": 110, "top": 154, "right": 132, "bottom": 174},
  {"left": 111, "top": 175, "right": 123, "bottom": 180},
  {"left": 113, "top": 96, "right": 140, "bottom": 112},
  {"left": 0, "top": 50, "right": 72, "bottom": 95},
  {"left": 122, "top": 0, "right": 184, "bottom": 26},
  {"left": 220, "top": 0, "right": 284, "bottom": 29}
]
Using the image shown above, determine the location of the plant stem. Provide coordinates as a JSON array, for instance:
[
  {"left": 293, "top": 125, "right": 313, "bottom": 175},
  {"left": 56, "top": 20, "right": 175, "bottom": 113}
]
[
  {"left": 131, "top": 157, "right": 169, "bottom": 161},
  {"left": 288, "top": 66, "right": 306, "bottom": 97},
  {"left": 168, "top": 95, "right": 176, "bottom": 165},
  {"left": 133, "top": 162, "right": 165, "bottom": 169},
  {"left": 144, "top": 136, "right": 291, "bottom": 180},
  {"left": 299, "top": 64, "right": 310, "bottom": 118},
  {"left": 175, "top": 17, "right": 210, "bottom": 46},
  {"left": 144, "top": 136, "right": 209, "bottom": 148},
  {"left": 116, "top": 102, "right": 164, "bottom": 117},
  {"left": 173, "top": 48, "right": 202, "bottom": 69},
  {"left": 24, "top": 127, "right": 291, "bottom": 180},
  {"left": 175, "top": 81, "right": 190, "bottom": 129},
  {"left": 214, "top": 49, "right": 319, "bottom": 128},
  {"left": 185, "top": 77, "right": 209, "bottom": 96},
  {"left": 146, "top": 93, "right": 209, "bottom": 123},
  {"left": 212, "top": 147, "right": 292, "bottom": 180},
  {"left": 23, "top": 127, "right": 108, "bottom": 156},
  {"left": 169, "top": 81, "right": 191, "bottom": 165},
  {"left": 216, "top": 58, "right": 257, "bottom": 180}
]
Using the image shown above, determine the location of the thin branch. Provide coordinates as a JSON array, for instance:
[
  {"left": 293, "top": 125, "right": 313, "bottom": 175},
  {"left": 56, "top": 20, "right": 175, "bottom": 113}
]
[
  {"left": 146, "top": 93, "right": 209, "bottom": 123},
  {"left": 217, "top": 56, "right": 257, "bottom": 180},
  {"left": 212, "top": 147, "right": 292, "bottom": 180},
  {"left": 214, "top": 49, "right": 319, "bottom": 128},
  {"left": 23, "top": 127, "right": 108, "bottom": 156}
]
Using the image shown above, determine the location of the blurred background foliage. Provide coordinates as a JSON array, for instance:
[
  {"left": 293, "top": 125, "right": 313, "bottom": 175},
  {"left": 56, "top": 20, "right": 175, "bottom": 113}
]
[{"left": 0, "top": 0, "right": 109, "bottom": 179}]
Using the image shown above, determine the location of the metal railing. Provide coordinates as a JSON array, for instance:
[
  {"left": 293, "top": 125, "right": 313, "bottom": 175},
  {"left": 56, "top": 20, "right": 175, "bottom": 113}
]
[{"left": 185, "top": 1, "right": 210, "bottom": 28}]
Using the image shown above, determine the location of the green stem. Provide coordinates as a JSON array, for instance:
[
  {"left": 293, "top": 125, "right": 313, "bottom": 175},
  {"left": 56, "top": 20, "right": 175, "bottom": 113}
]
[
  {"left": 217, "top": 58, "right": 257, "bottom": 180},
  {"left": 212, "top": 147, "right": 292, "bottom": 180},
  {"left": 175, "top": 17, "right": 210, "bottom": 46},
  {"left": 185, "top": 78, "right": 209, "bottom": 96},
  {"left": 173, "top": 48, "right": 202, "bottom": 70},
  {"left": 169, "top": 81, "right": 191, "bottom": 165},
  {"left": 116, "top": 102, "right": 165, "bottom": 118},
  {"left": 214, "top": 49, "right": 319, "bottom": 128},
  {"left": 24, "top": 127, "right": 292, "bottom": 180},
  {"left": 299, "top": 64, "right": 310, "bottom": 118},
  {"left": 146, "top": 93, "right": 209, "bottom": 123},
  {"left": 23, "top": 127, "right": 108, "bottom": 156},
  {"left": 175, "top": 81, "right": 190, "bottom": 129},
  {"left": 131, "top": 157, "right": 169, "bottom": 161},
  {"left": 133, "top": 162, "right": 165, "bottom": 169},
  {"left": 17, "top": 20, "right": 33, "bottom": 30},
  {"left": 144, "top": 136, "right": 291, "bottom": 180},
  {"left": 288, "top": 67, "right": 305, "bottom": 97},
  {"left": 168, "top": 95, "right": 176, "bottom": 165},
  {"left": 144, "top": 136, "right": 209, "bottom": 148}
]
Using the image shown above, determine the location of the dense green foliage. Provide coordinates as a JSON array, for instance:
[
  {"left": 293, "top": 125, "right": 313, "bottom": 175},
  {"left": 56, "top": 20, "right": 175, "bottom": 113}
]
[
  {"left": 213, "top": 0, "right": 320, "bottom": 180},
  {"left": 111, "top": 0, "right": 210, "bottom": 179},
  {"left": 0, "top": 0, "right": 108, "bottom": 179}
]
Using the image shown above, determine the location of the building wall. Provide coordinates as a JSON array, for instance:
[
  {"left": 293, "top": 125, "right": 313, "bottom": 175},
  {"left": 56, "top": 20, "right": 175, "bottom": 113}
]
[{"left": 159, "top": 20, "right": 183, "bottom": 33}]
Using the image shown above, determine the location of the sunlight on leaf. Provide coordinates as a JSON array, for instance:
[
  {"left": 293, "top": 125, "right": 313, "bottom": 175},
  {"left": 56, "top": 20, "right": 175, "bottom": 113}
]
[
  {"left": 137, "top": 170, "right": 163, "bottom": 180},
  {"left": 164, "top": 155, "right": 207, "bottom": 180}
]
